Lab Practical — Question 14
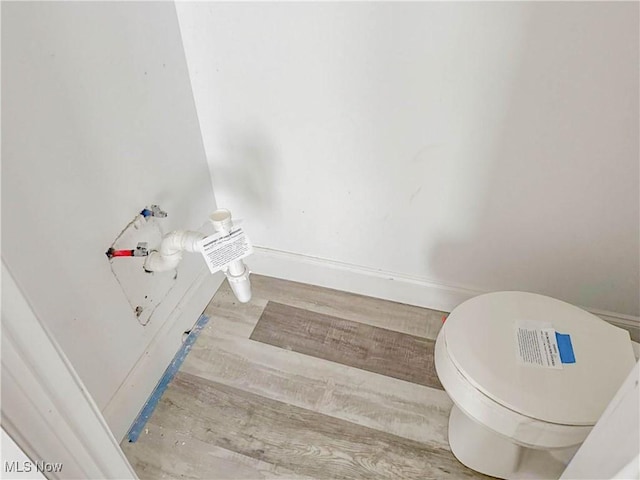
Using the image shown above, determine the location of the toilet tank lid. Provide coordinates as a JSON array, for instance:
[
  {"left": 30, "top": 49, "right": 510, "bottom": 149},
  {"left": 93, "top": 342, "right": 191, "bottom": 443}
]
[{"left": 443, "top": 291, "right": 636, "bottom": 426}]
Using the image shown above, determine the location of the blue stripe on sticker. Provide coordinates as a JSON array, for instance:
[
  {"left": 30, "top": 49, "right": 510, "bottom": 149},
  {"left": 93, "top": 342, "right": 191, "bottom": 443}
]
[{"left": 555, "top": 332, "right": 576, "bottom": 364}]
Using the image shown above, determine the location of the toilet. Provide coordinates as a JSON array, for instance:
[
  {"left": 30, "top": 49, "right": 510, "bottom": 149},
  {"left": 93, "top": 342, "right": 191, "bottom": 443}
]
[{"left": 434, "top": 291, "right": 636, "bottom": 480}]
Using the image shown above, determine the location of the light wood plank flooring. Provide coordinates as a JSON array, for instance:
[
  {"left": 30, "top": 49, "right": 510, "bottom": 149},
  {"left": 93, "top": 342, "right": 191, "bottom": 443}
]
[{"left": 122, "top": 275, "right": 492, "bottom": 479}]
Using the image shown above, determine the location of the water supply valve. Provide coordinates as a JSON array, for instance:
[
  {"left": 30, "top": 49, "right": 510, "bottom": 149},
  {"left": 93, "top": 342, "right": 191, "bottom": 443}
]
[
  {"left": 140, "top": 205, "right": 167, "bottom": 219},
  {"left": 105, "top": 242, "right": 149, "bottom": 259}
]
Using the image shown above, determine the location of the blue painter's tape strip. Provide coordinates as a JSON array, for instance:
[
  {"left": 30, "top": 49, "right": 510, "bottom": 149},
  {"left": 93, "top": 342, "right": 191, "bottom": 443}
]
[
  {"left": 127, "top": 314, "right": 210, "bottom": 442},
  {"left": 555, "top": 332, "right": 576, "bottom": 364}
]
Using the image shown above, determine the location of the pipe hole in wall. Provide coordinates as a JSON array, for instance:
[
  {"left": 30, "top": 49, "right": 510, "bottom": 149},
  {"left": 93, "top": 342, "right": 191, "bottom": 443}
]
[{"left": 182, "top": 330, "right": 191, "bottom": 343}]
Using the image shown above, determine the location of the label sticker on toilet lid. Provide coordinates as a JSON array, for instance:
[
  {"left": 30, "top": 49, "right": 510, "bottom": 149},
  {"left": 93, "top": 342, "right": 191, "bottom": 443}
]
[{"left": 515, "top": 322, "right": 563, "bottom": 369}]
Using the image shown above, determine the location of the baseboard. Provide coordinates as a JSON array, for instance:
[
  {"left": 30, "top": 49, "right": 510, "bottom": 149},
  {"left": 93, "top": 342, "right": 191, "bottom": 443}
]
[
  {"left": 246, "top": 247, "right": 640, "bottom": 339},
  {"left": 246, "top": 247, "right": 487, "bottom": 313},
  {"left": 102, "top": 267, "right": 225, "bottom": 442},
  {"left": 588, "top": 309, "right": 640, "bottom": 343}
]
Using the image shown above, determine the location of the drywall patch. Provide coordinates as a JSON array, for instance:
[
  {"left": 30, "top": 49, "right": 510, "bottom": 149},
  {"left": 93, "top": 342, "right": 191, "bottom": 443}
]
[{"left": 108, "top": 214, "right": 176, "bottom": 326}]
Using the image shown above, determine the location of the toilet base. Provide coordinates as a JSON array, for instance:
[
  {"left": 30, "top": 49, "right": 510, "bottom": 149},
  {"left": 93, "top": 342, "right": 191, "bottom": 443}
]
[{"left": 448, "top": 405, "right": 579, "bottom": 480}]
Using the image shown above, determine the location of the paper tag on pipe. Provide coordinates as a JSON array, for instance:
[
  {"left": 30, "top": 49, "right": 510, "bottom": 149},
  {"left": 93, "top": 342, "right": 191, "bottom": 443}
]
[{"left": 197, "top": 227, "right": 253, "bottom": 274}]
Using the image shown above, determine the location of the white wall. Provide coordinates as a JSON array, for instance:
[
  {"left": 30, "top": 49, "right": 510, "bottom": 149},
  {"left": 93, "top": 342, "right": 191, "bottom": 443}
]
[
  {"left": 177, "top": 2, "right": 639, "bottom": 318},
  {"left": 2, "top": 2, "right": 220, "bottom": 439}
]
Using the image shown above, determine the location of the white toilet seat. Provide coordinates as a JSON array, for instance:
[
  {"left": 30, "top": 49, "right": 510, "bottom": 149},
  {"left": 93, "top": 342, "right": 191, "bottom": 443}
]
[
  {"left": 435, "top": 331, "right": 592, "bottom": 449},
  {"left": 435, "top": 291, "right": 636, "bottom": 449}
]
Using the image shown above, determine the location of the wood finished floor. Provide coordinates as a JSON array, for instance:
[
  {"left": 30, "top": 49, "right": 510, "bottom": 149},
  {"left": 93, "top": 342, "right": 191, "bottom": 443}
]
[{"left": 122, "top": 275, "right": 493, "bottom": 480}]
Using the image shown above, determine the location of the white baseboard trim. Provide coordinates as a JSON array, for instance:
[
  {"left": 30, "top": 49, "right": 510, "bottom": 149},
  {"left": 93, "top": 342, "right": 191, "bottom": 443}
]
[
  {"left": 102, "top": 267, "right": 225, "bottom": 442},
  {"left": 246, "top": 247, "right": 486, "bottom": 313},
  {"left": 247, "top": 247, "right": 640, "bottom": 337},
  {"left": 588, "top": 309, "right": 640, "bottom": 342}
]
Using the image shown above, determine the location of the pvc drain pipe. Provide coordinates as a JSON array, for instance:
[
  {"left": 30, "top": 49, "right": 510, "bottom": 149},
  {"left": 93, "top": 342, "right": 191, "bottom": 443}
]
[
  {"left": 141, "top": 208, "right": 251, "bottom": 304},
  {"left": 210, "top": 209, "right": 252, "bottom": 303},
  {"left": 144, "top": 230, "right": 205, "bottom": 273}
]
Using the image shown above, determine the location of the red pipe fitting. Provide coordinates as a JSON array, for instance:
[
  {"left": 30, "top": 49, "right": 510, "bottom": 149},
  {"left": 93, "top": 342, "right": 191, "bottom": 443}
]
[{"left": 105, "top": 248, "right": 134, "bottom": 259}]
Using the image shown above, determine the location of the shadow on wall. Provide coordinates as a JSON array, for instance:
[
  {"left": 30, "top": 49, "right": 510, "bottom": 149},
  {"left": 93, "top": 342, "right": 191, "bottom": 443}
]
[
  {"left": 425, "top": 2, "right": 640, "bottom": 316},
  {"left": 153, "top": 161, "right": 218, "bottom": 230},
  {"left": 206, "top": 124, "right": 280, "bottom": 219}
]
